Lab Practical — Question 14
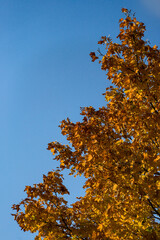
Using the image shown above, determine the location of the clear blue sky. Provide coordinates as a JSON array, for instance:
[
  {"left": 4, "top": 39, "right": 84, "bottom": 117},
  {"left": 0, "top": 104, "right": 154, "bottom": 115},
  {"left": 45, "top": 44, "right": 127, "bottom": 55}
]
[{"left": 1, "top": 0, "right": 160, "bottom": 239}]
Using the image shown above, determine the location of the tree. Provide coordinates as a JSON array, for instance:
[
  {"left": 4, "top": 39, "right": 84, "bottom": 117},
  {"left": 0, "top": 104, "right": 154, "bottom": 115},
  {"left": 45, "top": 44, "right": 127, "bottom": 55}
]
[{"left": 12, "top": 8, "right": 160, "bottom": 239}]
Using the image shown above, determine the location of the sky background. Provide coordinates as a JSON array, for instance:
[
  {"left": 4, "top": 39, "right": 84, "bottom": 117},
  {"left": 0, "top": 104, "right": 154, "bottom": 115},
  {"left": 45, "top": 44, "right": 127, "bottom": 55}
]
[{"left": 1, "top": 0, "right": 160, "bottom": 239}]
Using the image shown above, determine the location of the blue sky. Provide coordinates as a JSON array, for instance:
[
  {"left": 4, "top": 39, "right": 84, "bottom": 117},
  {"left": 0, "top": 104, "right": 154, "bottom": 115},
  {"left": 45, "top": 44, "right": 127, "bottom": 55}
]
[{"left": 1, "top": 0, "right": 160, "bottom": 239}]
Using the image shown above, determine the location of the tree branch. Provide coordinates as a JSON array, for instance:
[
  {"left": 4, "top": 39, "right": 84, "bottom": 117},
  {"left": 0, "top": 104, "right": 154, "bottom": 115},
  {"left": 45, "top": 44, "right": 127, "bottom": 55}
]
[{"left": 148, "top": 199, "right": 160, "bottom": 218}]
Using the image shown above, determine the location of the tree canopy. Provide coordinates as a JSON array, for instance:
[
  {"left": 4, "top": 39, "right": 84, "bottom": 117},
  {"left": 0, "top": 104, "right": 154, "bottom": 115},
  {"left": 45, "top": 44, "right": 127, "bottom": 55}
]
[{"left": 12, "top": 8, "right": 160, "bottom": 240}]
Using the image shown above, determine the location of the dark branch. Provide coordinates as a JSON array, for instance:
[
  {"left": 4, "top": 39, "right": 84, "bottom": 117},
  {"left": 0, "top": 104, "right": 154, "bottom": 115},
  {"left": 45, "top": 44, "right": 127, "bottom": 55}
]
[{"left": 148, "top": 199, "right": 160, "bottom": 217}]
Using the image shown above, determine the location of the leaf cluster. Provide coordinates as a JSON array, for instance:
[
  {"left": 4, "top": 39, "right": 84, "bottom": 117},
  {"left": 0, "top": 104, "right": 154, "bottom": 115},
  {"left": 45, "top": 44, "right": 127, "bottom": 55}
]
[{"left": 12, "top": 8, "right": 160, "bottom": 239}]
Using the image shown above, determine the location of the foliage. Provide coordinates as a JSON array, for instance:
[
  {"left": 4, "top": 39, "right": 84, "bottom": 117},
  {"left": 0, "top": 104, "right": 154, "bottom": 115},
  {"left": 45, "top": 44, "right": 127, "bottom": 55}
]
[{"left": 12, "top": 8, "right": 160, "bottom": 239}]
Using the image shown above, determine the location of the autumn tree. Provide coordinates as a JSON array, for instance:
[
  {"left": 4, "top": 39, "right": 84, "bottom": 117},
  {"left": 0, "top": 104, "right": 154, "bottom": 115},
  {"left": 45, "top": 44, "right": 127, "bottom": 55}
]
[{"left": 12, "top": 8, "right": 160, "bottom": 239}]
